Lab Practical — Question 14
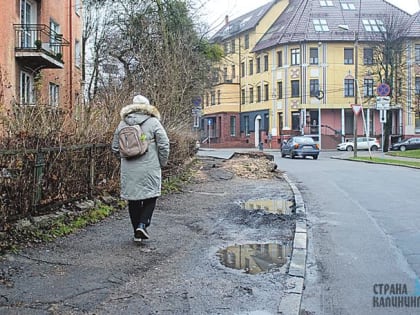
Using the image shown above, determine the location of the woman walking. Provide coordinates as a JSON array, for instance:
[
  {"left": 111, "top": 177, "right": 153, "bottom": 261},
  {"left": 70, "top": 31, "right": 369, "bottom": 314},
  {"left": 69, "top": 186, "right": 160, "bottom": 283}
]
[{"left": 112, "top": 95, "right": 170, "bottom": 243}]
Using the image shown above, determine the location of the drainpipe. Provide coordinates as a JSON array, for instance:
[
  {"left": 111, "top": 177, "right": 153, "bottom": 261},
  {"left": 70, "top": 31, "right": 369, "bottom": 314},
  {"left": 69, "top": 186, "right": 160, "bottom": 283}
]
[{"left": 68, "top": 0, "right": 73, "bottom": 113}]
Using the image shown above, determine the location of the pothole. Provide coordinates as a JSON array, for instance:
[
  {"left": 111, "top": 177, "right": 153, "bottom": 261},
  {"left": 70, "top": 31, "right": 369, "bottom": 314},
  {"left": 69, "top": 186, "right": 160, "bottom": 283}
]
[
  {"left": 217, "top": 243, "right": 292, "bottom": 274},
  {"left": 241, "top": 198, "right": 294, "bottom": 215}
]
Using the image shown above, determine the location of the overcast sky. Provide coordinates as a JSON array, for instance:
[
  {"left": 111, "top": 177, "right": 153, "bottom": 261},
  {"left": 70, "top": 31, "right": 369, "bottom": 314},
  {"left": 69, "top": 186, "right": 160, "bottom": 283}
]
[{"left": 198, "top": 0, "right": 420, "bottom": 34}]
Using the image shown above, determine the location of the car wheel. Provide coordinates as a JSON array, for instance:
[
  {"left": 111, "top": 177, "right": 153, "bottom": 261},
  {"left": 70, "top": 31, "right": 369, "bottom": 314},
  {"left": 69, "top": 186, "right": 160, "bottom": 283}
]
[
  {"left": 371, "top": 145, "right": 378, "bottom": 151},
  {"left": 400, "top": 145, "right": 406, "bottom": 152},
  {"left": 291, "top": 153, "right": 295, "bottom": 159},
  {"left": 346, "top": 146, "right": 353, "bottom": 151},
  {"left": 313, "top": 155, "right": 318, "bottom": 160},
  {"left": 281, "top": 153, "right": 286, "bottom": 158}
]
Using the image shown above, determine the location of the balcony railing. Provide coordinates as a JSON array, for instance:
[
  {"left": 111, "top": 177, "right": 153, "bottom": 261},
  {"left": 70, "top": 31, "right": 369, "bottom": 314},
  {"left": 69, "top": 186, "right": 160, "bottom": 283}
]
[{"left": 13, "top": 24, "right": 70, "bottom": 69}]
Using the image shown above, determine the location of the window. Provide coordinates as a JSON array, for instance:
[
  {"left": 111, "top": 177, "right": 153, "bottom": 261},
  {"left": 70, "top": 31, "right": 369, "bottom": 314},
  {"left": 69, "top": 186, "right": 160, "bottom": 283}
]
[
  {"left": 244, "top": 34, "right": 249, "bottom": 49},
  {"left": 416, "top": 77, "right": 420, "bottom": 95},
  {"left": 223, "top": 42, "right": 228, "bottom": 54},
  {"left": 264, "top": 55, "right": 269, "bottom": 71},
  {"left": 362, "top": 19, "right": 385, "bottom": 32},
  {"left": 49, "top": 83, "right": 59, "bottom": 106},
  {"left": 20, "top": 71, "right": 34, "bottom": 104},
  {"left": 344, "top": 48, "right": 354, "bottom": 64},
  {"left": 364, "top": 79, "right": 374, "bottom": 97},
  {"left": 364, "top": 48, "right": 373, "bottom": 65},
  {"left": 257, "top": 86, "right": 261, "bottom": 102},
  {"left": 416, "top": 45, "right": 420, "bottom": 64},
  {"left": 277, "top": 81, "right": 283, "bottom": 99},
  {"left": 231, "top": 65, "right": 236, "bottom": 79},
  {"left": 291, "top": 80, "right": 300, "bottom": 97},
  {"left": 249, "top": 59, "right": 253, "bottom": 75},
  {"left": 241, "top": 62, "right": 245, "bottom": 77},
  {"left": 341, "top": 3, "right": 356, "bottom": 10},
  {"left": 264, "top": 83, "right": 269, "bottom": 101},
  {"left": 277, "top": 51, "right": 283, "bottom": 67},
  {"left": 241, "top": 89, "right": 245, "bottom": 104},
  {"left": 313, "top": 19, "right": 329, "bottom": 32},
  {"left": 211, "top": 91, "right": 216, "bottom": 105},
  {"left": 291, "top": 48, "right": 300, "bottom": 65},
  {"left": 244, "top": 116, "right": 250, "bottom": 136},
  {"left": 230, "top": 116, "right": 236, "bottom": 136},
  {"left": 223, "top": 67, "right": 228, "bottom": 82},
  {"left": 249, "top": 87, "right": 254, "bottom": 103},
  {"left": 217, "top": 90, "right": 221, "bottom": 104},
  {"left": 310, "top": 79, "right": 320, "bottom": 97},
  {"left": 310, "top": 48, "right": 319, "bottom": 64},
  {"left": 256, "top": 57, "right": 261, "bottom": 73},
  {"left": 50, "top": 20, "right": 61, "bottom": 54},
  {"left": 319, "top": 0, "right": 333, "bottom": 6},
  {"left": 74, "top": 39, "right": 82, "bottom": 68},
  {"left": 344, "top": 79, "right": 354, "bottom": 97},
  {"left": 231, "top": 39, "right": 235, "bottom": 53}
]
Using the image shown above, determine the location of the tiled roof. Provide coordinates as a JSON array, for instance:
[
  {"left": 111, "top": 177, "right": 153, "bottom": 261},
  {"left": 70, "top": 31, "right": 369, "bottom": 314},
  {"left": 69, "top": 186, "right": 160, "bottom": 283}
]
[
  {"left": 406, "top": 12, "right": 420, "bottom": 38},
  {"left": 210, "top": 1, "right": 274, "bottom": 42},
  {"left": 253, "top": 0, "right": 415, "bottom": 52}
]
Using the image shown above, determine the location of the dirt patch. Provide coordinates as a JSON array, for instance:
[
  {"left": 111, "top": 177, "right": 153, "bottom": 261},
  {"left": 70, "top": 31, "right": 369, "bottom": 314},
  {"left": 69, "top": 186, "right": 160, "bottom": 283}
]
[{"left": 0, "top": 153, "right": 297, "bottom": 315}]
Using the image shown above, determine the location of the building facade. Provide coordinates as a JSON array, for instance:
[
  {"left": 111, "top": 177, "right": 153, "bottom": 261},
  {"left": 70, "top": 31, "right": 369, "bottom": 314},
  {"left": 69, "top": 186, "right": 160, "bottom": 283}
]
[
  {"left": 202, "top": 0, "right": 420, "bottom": 149},
  {"left": 0, "top": 0, "right": 82, "bottom": 114}
]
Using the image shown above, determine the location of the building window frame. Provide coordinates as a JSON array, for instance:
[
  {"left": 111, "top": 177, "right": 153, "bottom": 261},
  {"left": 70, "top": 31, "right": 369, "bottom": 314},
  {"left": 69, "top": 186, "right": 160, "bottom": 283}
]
[
  {"left": 277, "top": 81, "right": 283, "bottom": 99},
  {"left": 364, "top": 79, "right": 374, "bottom": 97},
  {"left": 230, "top": 116, "right": 236, "bottom": 136},
  {"left": 291, "top": 48, "right": 300, "bottom": 65},
  {"left": 344, "top": 48, "right": 354, "bottom": 64},
  {"left": 344, "top": 79, "right": 355, "bottom": 97},
  {"left": 291, "top": 80, "right": 300, "bottom": 98},
  {"left": 310, "top": 47, "right": 319, "bottom": 65},
  {"left": 310, "top": 79, "right": 320, "bottom": 97},
  {"left": 277, "top": 51, "right": 283, "bottom": 67}
]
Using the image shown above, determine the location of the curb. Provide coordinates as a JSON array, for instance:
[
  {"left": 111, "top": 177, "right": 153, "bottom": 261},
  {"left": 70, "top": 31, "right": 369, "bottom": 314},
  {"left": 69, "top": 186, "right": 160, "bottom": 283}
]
[{"left": 278, "top": 173, "right": 307, "bottom": 315}]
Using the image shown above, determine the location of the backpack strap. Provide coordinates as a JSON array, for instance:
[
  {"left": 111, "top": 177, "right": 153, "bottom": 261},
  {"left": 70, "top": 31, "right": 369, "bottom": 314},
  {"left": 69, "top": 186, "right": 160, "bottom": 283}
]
[{"left": 139, "top": 117, "right": 155, "bottom": 143}]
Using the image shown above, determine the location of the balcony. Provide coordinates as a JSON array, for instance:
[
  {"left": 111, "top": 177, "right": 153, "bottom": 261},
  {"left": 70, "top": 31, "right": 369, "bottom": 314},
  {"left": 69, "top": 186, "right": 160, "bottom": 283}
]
[{"left": 14, "top": 24, "right": 70, "bottom": 70}]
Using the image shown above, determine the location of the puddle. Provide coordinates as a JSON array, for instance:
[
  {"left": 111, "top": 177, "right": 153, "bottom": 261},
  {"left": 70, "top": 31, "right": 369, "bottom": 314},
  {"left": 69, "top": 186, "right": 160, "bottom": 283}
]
[
  {"left": 217, "top": 243, "right": 291, "bottom": 274},
  {"left": 241, "top": 199, "right": 294, "bottom": 215}
]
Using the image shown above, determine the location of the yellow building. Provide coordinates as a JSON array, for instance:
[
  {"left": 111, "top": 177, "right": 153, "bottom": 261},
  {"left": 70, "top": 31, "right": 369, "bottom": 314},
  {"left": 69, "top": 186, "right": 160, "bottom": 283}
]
[{"left": 203, "top": 0, "right": 420, "bottom": 150}]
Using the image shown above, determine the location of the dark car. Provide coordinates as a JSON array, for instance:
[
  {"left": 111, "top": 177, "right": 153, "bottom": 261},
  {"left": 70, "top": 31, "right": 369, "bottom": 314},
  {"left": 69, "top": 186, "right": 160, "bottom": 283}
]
[
  {"left": 390, "top": 138, "right": 420, "bottom": 151},
  {"left": 281, "top": 136, "right": 320, "bottom": 159}
]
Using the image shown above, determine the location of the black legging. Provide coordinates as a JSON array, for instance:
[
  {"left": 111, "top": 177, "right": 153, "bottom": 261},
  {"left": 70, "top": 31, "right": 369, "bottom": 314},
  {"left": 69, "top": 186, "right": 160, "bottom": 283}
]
[{"left": 128, "top": 197, "right": 157, "bottom": 231}]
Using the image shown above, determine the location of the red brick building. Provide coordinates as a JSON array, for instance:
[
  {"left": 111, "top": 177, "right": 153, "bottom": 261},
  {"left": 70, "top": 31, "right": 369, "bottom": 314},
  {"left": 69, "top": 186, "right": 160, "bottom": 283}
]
[{"left": 0, "top": 0, "right": 82, "bottom": 112}]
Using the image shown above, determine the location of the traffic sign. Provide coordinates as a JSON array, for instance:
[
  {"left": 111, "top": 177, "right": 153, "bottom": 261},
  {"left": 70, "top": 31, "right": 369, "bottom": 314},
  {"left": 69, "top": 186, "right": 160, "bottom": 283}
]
[
  {"left": 351, "top": 104, "right": 362, "bottom": 115},
  {"left": 376, "top": 83, "right": 391, "bottom": 96},
  {"left": 376, "top": 96, "right": 390, "bottom": 110}
]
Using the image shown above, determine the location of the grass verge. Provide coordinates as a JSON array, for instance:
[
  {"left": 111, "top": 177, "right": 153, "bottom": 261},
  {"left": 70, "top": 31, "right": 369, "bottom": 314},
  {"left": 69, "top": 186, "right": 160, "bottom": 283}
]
[
  {"left": 351, "top": 156, "right": 420, "bottom": 168},
  {"left": 386, "top": 149, "right": 420, "bottom": 159}
]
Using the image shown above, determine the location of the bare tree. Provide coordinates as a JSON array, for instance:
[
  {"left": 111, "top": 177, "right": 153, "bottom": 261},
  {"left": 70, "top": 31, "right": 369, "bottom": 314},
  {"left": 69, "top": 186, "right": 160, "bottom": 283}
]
[{"left": 366, "top": 12, "right": 410, "bottom": 151}]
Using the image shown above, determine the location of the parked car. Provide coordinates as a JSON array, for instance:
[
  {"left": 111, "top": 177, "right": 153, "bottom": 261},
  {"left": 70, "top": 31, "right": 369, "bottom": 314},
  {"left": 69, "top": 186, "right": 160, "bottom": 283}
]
[
  {"left": 336, "top": 137, "right": 380, "bottom": 151},
  {"left": 281, "top": 136, "right": 320, "bottom": 159},
  {"left": 390, "top": 138, "right": 420, "bottom": 151}
]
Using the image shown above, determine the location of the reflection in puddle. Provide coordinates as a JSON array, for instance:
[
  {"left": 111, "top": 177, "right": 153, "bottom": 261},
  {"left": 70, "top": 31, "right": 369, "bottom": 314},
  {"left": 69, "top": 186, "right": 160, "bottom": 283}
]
[
  {"left": 241, "top": 199, "right": 294, "bottom": 215},
  {"left": 217, "top": 243, "right": 291, "bottom": 274}
]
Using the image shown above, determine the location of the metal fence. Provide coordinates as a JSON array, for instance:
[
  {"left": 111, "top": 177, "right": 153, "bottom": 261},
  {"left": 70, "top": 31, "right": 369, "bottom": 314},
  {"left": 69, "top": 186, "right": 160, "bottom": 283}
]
[{"left": 0, "top": 144, "right": 119, "bottom": 230}]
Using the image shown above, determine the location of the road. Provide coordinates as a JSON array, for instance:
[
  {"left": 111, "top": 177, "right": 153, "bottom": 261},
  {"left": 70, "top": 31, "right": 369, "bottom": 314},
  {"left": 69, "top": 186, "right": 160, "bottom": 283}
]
[{"left": 273, "top": 151, "right": 420, "bottom": 315}]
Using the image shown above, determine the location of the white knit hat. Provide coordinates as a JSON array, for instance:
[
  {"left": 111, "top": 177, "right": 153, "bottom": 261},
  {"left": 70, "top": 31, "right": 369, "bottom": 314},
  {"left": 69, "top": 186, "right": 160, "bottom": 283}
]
[{"left": 133, "top": 94, "right": 150, "bottom": 105}]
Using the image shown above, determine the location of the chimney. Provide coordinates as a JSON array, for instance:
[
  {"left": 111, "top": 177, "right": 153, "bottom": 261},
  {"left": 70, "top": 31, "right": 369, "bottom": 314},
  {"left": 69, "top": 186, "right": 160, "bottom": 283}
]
[{"left": 225, "top": 15, "right": 229, "bottom": 25}]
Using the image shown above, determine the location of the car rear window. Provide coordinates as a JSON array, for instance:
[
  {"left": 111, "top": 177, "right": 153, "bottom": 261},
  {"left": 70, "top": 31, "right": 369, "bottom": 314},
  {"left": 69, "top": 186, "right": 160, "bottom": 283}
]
[{"left": 295, "top": 137, "right": 314, "bottom": 144}]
